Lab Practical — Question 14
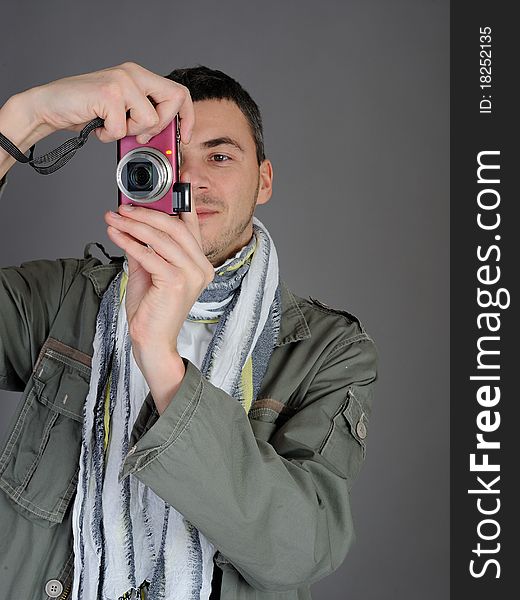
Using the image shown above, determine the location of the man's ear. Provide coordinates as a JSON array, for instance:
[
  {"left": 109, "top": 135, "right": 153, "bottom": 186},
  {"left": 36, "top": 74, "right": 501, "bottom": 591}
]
[{"left": 256, "top": 159, "right": 273, "bottom": 206}]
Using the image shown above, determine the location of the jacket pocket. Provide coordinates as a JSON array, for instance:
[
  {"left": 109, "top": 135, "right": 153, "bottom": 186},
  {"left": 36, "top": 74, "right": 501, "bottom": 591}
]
[
  {"left": 248, "top": 397, "right": 297, "bottom": 442},
  {"left": 317, "top": 388, "right": 368, "bottom": 483},
  {"left": 0, "top": 345, "right": 91, "bottom": 525}
]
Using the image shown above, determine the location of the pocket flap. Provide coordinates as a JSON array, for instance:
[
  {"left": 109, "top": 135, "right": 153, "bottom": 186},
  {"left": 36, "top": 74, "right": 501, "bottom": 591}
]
[
  {"left": 34, "top": 350, "right": 91, "bottom": 422},
  {"left": 342, "top": 389, "right": 368, "bottom": 454}
]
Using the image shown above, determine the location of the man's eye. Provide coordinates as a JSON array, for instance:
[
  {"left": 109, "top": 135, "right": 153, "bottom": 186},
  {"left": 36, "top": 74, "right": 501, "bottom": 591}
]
[{"left": 211, "top": 154, "right": 230, "bottom": 162}]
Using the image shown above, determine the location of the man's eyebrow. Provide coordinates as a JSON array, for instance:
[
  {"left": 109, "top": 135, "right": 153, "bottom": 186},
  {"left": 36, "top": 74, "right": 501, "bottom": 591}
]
[{"left": 201, "top": 137, "right": 244, "bottom": 152}]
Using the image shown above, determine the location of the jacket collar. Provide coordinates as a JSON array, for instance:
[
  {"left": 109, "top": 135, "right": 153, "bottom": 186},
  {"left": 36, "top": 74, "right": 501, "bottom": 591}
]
[
  {"left": 82, "top": 259, "right": 310, "bottom": 347},
  {"left": 276, "top": 280, "right": 311, "bottom": 346}
]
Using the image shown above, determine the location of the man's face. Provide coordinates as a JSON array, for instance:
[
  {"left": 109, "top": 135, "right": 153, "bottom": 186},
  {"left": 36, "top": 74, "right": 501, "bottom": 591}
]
[{"left": 180, "top": 99, "right": 273, "bottom": 267}]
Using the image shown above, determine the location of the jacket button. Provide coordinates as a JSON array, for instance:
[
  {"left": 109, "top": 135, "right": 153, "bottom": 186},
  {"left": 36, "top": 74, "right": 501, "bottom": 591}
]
[
  {"left": 356, "top": 418, "right": 367, "bottom": 440},
  {"left": 45, "top": 579, "right": 64, "bottom": 597}
]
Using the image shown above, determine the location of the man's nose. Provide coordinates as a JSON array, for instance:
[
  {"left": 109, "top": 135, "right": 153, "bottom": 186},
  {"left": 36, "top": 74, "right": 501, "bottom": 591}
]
[{"left": 179, "top": 157, "right": 209, "bottom": 190}]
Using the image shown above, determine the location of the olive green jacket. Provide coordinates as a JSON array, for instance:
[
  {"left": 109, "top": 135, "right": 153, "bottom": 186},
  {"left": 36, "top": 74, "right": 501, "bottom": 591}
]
[{"left": 0, "top": 178, "right": 377, "bottom": 600}]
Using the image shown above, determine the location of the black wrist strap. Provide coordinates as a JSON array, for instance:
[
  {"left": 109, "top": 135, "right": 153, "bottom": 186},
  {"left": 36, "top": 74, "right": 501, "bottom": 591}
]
[{"left": 0, "top": 117, "right": 104, "bottom": 175}]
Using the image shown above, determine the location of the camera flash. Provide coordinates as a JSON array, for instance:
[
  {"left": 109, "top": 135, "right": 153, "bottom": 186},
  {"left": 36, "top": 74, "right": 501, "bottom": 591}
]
[{"left": 165, "top": 149, "right": 173, "bottom": 155}]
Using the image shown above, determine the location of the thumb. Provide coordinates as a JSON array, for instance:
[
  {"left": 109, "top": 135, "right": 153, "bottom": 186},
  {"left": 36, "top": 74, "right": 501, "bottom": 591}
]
[{"left": 178, "top": 176, "right": 203, "bottom": 250}]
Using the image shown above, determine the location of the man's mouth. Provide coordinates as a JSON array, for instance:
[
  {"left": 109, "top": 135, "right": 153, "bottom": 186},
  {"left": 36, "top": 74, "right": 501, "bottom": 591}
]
[
  {"left": 196, "top": 208, "right": 218, "bottom": 220},
  {"left": 195, "top": 206, "right": 219, "bottom": 216}
]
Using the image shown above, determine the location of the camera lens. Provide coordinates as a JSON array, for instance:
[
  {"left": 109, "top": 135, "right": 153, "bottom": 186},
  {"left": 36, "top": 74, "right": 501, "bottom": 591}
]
[
  {"left": 116, "top": 148, "right": 173, "bottom": 203},
  {"left": 127, "top": 162, "right": 154, "bottom": 191}
]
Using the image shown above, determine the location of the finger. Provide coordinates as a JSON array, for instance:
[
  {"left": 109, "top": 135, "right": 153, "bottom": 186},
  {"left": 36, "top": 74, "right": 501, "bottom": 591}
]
[
  {"left": 106, "top": 225, "right": 175, "bottom": 281},
  {"left": 95, "top": 99, "right": 128, "bottom": 142},
  {"left": 151, "top": 101, "right": 184, "bottom": 144},
  {"left": 110, "top": 205, "right": 208, "bottom": 271},
  {"left": 125, "top": 252, "right": 148, "bottom": 280},
  {"left": 133, "top": 98, "right": 174, "bottom": 145},
  {"left": 104, "top": 63, "right": 194, "bottom": 144},
  {"left": 126, "top": 98, "right": 161, "bottom": 142},
  {"left": 105, "top": 211, "right": 192, "bottom": 269},
  {"left": 175, "top": 87, "right": 195, "bottom": 144},
  {"left": 124, "top": 253, "right": 152, "bottom": 310},
  {"left": 177, "top": 177, "right": 204, "bottom": 250},
  {"left": 140, "top": 80, "right": 194, "bottom": 144}
]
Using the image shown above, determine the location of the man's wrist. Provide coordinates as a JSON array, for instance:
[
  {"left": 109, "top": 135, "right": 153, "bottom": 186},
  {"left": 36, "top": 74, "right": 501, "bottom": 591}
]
[
  {"left": 1, "top": 89, "right": 55, "bottom": 154},
  {"left": 136, "top": 350, "right": 187, "bottom": 415}
]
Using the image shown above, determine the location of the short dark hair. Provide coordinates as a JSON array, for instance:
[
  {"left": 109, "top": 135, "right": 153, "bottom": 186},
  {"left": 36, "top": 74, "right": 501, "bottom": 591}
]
[{"left": 164, "top": 66, "right": 265, "bottom": 165}]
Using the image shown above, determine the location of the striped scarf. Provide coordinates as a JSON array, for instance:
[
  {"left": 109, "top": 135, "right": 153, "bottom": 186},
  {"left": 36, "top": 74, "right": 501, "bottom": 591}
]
[{"left": 71, "top": 217, "right": 281, "bottom": 600}]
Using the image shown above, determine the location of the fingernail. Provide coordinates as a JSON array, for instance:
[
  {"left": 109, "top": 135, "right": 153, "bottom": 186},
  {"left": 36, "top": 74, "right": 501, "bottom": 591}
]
[
  {"left": 109, "top": 210, "right": 121, "bottom": 218},
  {"left": 120, "top": 204, "right": 135, "bottom": 211}
]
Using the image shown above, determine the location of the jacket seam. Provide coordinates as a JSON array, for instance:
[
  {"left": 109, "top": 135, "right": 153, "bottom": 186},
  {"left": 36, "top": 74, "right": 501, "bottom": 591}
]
[
  {"left": 0, "top": 387, "right": 76, "bottom": 521},
  {"left": 324, "top": 491, "right": 335, "bottom": 573},
  {"left": 52, "top": 467, "right": 80, "bottom": 520},
  {"left": 16, "top": 410, "right": 59, "bottom": 495},
  {"left": 330, "top": 332, "right": 374, "bottom": 353},
  {"left": 343, "top": 389, "right": 368, "bottom": 457},
  {"left": 0, "top": 386, "right": 39, "bottom": 474},
  {"left": 0, "top": 479, "right": 62, "bottom": 521},
  {"left": 317, "top": 392, "right": 350, "bottom": 455},
  {"left": 38, "top": 393, "right": 84, "bottom": 422},
  {"left": 84, "top": 264, "right": 123, "bottom": 297},
  {"left": 42, "top": 336, "right": 93, "bottom": 369},
  {"left": 276, "top": 283, "right": 311, "bottom": 345},
  {"left": 250, "top": 397, "right": 297, "bottom": 415},
  {"left": 46, "top": 549, "right": 75, "bottom": 600},
  {"left": 300, "top": 299, "right": 365, "bottom": 327},
  {"left": 42, "top": 348, "right": 92, "bottom": 378},
  {"left": 56, "top": 259, "right": 82, "bottom": 310},
  {"left": 289, "top": 293, "right": 311, "bottom": 339}
]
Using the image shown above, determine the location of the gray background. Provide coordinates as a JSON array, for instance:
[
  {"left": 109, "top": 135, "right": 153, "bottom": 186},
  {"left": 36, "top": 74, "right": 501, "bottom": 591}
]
[{"left": 0, "top": 1, "right": 449, "bottom": 598}]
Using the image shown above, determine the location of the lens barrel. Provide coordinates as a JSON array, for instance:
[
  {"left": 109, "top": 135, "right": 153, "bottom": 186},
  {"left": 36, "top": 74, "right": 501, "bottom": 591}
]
[{"left": 116, "top": 148, "right": 173, "bottom": 203}]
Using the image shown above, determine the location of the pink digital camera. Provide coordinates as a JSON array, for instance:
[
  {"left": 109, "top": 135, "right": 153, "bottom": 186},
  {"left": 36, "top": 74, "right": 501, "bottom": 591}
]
[{"left": 116, "top": 115, "right": 191, "bottom": 215}]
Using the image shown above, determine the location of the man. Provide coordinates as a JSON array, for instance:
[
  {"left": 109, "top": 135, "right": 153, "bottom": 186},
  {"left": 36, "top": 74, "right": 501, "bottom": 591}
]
[{"left": 0, "top": 62, "right": 378, "bottom": 599}]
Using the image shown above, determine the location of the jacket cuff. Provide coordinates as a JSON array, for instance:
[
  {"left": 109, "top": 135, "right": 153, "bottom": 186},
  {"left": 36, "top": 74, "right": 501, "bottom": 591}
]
[{"left": 119, "top": 357, "right": 203, "bottom": 482}]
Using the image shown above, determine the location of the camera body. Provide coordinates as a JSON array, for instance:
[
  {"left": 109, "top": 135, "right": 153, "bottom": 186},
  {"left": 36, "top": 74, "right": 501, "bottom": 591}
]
[{"left": 116, "top": 116, "right": 190, "bottom": 215}]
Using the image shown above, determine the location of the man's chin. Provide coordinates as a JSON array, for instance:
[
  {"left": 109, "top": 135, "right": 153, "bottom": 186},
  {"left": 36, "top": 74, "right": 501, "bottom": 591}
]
[{"left": 202, "top": 241, "right": 224, "bottom": 266}]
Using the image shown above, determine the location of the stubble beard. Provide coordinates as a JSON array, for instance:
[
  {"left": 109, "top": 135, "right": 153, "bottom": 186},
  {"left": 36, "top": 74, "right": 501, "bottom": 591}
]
[{"left": 201, "top": 176, "right": 260, "bottom": 266}]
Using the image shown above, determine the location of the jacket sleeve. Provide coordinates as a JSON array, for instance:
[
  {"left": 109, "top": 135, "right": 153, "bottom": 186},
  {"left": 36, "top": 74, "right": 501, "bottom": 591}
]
[
  {"left": 0, "top": 174, "right": 92, "bottom": 390},
  {"left": 120, "top": 331, "right": 378, "bottom": 592},
  {"left": 0, "top": 236, "right": 87, "bottom": 393}
]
